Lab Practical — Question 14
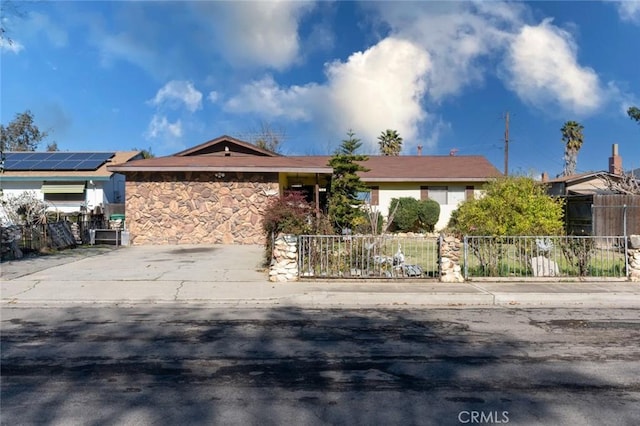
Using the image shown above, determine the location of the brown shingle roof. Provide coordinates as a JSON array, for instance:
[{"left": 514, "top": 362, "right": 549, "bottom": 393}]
[
  {"left": 108, "top": 155, "right": 333, "bottom": 174},
  {"left": 356, "top": 155, "right": 502, "bottom": 182},
  {"left": 109, "top": 154, "right": 501, "bottom": 181}
]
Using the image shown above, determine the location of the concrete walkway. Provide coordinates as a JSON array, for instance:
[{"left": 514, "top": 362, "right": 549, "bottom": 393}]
[{"left": 2, "top": 245, "right": 639, "bottom": 308}]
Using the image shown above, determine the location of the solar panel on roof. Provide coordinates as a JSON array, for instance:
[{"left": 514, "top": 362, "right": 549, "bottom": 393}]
[
  {"left": 3, "top": 152, "right": 115, "bottom": 171},
  {"left": 55, "top": 160, "right": 81, "bottom": 170},
  {"left": 75, "top": 160, "right": 106, "bottom": 170},
  {"left": 68, "top": 153, "right": 88, "bottom": 160}
]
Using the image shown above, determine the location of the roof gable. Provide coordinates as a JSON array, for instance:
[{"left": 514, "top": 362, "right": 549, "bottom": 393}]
[{"left": 173, "top": 135, "right": 279, "bottom": 157}]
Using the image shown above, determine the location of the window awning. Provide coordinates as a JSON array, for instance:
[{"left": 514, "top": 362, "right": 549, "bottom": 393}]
[{"left": 41, "top": 183, "right": 86, "bottom": 194}]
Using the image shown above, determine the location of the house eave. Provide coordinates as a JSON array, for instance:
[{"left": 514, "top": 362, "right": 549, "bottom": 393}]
[
  {"left": 360, "top": 177, "right": 497, "bottom": 183},
  {"left": 107, "top": 166, "right": 333, "bottom": 174},
  {"left": 0, "top": 175, "right": 112, "bottom": 182}
]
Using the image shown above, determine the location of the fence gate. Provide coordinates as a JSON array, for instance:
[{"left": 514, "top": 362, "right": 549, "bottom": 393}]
[{"left": 298, "top": 235, "right": 439, "bottom": 279}]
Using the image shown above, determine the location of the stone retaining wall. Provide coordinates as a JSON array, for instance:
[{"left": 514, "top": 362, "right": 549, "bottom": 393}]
[
  {"left": 439, "top": 235, "right": 465, "bottom": 283},
  {"left": 269, "top": 234, "right": 298, "bottom": 282},
  {"left": 629, "top": 235, "right": 640, "bottom": 282},
  {"left": 124, "top": 171, "right": 279, "bottom": 245}
]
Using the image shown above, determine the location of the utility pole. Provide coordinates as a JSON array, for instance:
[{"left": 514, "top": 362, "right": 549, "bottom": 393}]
[{"left": 504, "top": 111, "right": 510, "bottom": 176}]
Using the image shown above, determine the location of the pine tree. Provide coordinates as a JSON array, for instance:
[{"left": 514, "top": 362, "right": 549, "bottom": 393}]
[{"left": 327, "top": 130, "right": 370, "bottom": 231}]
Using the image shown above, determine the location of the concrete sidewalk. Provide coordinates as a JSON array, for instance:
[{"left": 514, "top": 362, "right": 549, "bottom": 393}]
[
  {"left": 2, "top": 245, "right": 639, "bottom": 308},
  {"left": 3, "top": 279, "right": 640, "bottom": 308}
]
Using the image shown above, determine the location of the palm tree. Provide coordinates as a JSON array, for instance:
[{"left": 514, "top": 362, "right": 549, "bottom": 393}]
[
  {"left": 561, "top": 121, "right": 584, "bottom": 177},
  {"left": 377, "top": 129, "right": 403, "bottom": 156},
  {"left": 628, "top": 106, "right": 640, "bottom": 124}
]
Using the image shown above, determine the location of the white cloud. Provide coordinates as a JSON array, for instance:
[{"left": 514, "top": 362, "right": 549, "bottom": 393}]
[
  {"left": 615, "top": 0, "right": 640, "bottom": 23},
  {"left": 225, "top": 75, "right": 317, "bottom": 121},
  {"left": 365, "top": 1, "right": 523, "bottom": 101},
  {"left": 223, "top": 1, "right": 527, "bottom": 152},
  {"left": 149, "top": 81, "right": 203, "bottom": 112},
  {"left": 207, "top": 91, "right": 219, "bottom": 103},
  {"left": 145, "top": 114, "right": 182, "bottom": 139},
  {"left": 321, "top": 37, "right": 431, "bottom": 150},
  {"left": 502, "top": 19, "right": 604, "bottom": 115},
  {"left": 0, "top": 38, "right": 23, "bottom": 53},
  {"left": 225, "top": 37, "right": 431, "bottom": 152},
  {"left": 191, "top": 1, "right": 315, "bottom": 70}
]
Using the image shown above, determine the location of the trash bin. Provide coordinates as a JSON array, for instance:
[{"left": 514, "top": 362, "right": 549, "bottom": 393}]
[
  {"left": 121, "top": 230, "right": 130, "bottom": 246},
  {"left": 109, "top": 214, "right": 125, "bottom": 230}
]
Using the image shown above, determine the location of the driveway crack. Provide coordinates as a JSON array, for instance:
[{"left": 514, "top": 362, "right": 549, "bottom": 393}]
[
  {"left": 174, "top": 281, "right": 185, "bottom": 301},
  {"left": 12, "top": 280, "right": 41, "bottom": 297}
]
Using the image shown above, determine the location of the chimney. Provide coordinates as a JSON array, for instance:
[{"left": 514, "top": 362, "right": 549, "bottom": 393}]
[
  {"left": 609, "top": 143, "right": 622, "bottom": 175},
  {"left": 417, "top": 145, "right": 423, "bottom": 156},
  {"left": 541, "top": 172, "right": 549, "bottom": 182}
]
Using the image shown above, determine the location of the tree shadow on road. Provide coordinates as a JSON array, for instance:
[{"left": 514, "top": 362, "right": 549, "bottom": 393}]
[{"left": 1, "top": 306, "right": 638, "bottom": 425}]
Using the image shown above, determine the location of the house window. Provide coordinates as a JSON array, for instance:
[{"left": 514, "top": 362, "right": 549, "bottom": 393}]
[
  {"left": 44, "top": 192, "right": 85, "bottom": 203},
  {"left": 41, "top": 182, "right": 85, "bottom": 205},
  {"left": 356, "top": 190, "right": 371, "bottom": 203},
  {"left": 428, "top": 186, "right": 448, "bottom": 205},
  {"left": 448, "top": 186, "right": 465, "bottom": 205}
]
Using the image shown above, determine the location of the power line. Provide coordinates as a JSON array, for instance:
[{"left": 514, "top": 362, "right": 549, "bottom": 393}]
[{"left": 504, "top": 111, "right": 509, "bottom": 176}]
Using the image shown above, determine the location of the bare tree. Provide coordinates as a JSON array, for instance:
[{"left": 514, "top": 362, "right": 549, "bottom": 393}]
[
  {"left": 240, "top": 121, "right": 286, "bottom": 154},
  {"left": 596, "top": 172, "right": 640, "bottom": 196}
]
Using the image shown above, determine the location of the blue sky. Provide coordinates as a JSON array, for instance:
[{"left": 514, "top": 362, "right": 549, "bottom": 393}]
[{"left": 1, "top": 1, "right": 639, "bottom": 177}]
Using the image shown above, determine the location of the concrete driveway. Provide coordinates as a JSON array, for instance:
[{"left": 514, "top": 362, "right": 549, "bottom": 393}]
[{"left": 1, "top": 245, "right": 267, "bottom": 283}]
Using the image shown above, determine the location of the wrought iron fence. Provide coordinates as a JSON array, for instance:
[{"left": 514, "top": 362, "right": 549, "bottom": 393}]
[
  {"left": 463, "top": 236, "right": 628, "bottom": 279},
  {"left": 298, "top": 234, "right": 439, "bottom": 279}
]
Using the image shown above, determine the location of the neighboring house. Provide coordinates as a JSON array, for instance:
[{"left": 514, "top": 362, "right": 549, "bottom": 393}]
[
  {"left": 543, "top": 171, "right": 620, "bottom": 196},
  {"left": 543, "top": 144, "right": 627, "bottom": 196},
  {"left": 108, "top": 135, "right": 502, "bottom": 245},
  {"left": 1, "top": 151, "right": 142, "bottom": 214},
  {"left": 542, "top": 143, "right": 640, "bottom": 236}
]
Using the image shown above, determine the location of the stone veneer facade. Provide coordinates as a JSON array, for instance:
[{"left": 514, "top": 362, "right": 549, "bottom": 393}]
[{"left": 125, "top": 171, "right": 279, "bottom": 245}]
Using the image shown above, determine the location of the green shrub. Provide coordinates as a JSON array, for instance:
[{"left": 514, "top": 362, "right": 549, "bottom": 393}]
[
  {"left": 389, "top": 197, "right": 440, "bottom": 232},
  {"left": 450, "top": 176, "right": 564, "bottom": 236}
]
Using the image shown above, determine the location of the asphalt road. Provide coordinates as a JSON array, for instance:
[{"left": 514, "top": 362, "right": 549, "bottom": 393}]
[{"left": 1, "top": 306, "right": 639, "bottom": 425}]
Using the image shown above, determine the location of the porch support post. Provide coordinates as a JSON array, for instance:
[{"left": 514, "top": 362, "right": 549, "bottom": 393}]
[{"left": 315, "top": 173, "right": 320, "bottom": 218}]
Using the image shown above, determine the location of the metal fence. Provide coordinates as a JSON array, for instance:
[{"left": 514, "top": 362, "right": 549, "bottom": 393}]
[
  {"left": 298, "top": 234, "right": 439, "bottom": 279},
  {"left": 7, "top": 215, "right": 107, "bottom": 253},
  {"left": 463, "top": 236, "right": 628, "bottom": 279}
]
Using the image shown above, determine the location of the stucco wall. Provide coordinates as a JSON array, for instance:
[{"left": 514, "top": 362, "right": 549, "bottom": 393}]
[
  {"left": 1, "top": 180, "right": 105, "bottom": 214},
  {"left": 125, "top": 171, "right": 279, "bottom": 245},
  {"left": 375, "top": 183, "right": 479, "bottom": 231}
]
